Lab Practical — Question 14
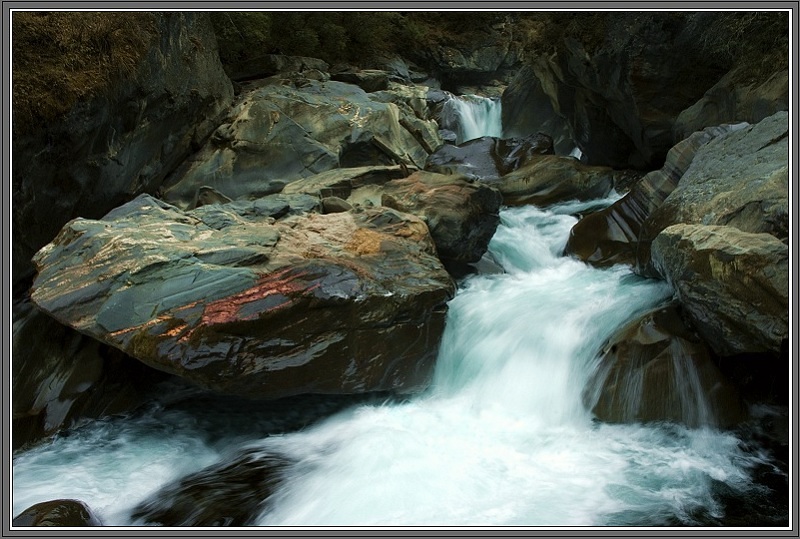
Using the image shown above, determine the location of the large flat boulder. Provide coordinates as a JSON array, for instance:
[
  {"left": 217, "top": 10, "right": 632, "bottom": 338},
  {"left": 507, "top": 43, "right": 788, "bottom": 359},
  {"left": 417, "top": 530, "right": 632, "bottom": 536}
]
[
  {"left": 30, "top": 195, "right": 455, "bottom": 399},
  {"left": 284, "top": 167, "right": 502, "bottom": 266}
]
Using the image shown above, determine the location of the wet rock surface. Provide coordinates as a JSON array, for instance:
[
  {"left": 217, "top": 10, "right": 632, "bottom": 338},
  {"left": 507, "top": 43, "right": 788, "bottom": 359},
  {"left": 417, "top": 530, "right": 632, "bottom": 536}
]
[
  {"left": 30, "top": 194, "right": 455, "bottom": 399},
  {"left": 131, "top": 448, "right": 291, "bottom": 526},
  {"left": 585, "top": 302, "right": 746, "bottom": 428}
]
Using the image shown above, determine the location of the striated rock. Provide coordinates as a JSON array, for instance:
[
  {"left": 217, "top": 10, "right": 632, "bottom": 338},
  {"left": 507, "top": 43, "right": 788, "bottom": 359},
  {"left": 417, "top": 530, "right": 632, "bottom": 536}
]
[
  {"left": 285, "top": 167, "right": 502, "bottom": 265},
  {"left": 673, "top": 68, "right": 788, "bottom": 143},
  {"left": 641, "top": 110, "right": 789, "bottom": 268},
  {"left": 132, "top": 448, "right": 290, "bottom": 526},
  {"left": 161, "top": 80, "right": 441, "bottom": 209},
  {"left": 13, "top": 13, "right": 234, "bottom": 286},
  {"left": 13, "top": 499, "right": 102, "bottom": 526},
  {"left": 492, "top": 155, "right": 617, "bottom": 207},
  {"left": 584, "top": 302, "right": 745, "bottom": 428},
  {"left": 500, "top": 65, "right": 574, "bottom": 155},
  {"left": 30, "top": 194, "right": 455, "bottom": 399},
  {"left": 425, "top": 133, "right": 554, "bottom": 182},
  {"left": 650, "top": 224, "right": 789, "bottom": 357},
  {"left": 563, "top": 123, "right": 743, "bottom": 267},
  {"left": 12, "top": 299, "right": 170, "bottom": 451}
]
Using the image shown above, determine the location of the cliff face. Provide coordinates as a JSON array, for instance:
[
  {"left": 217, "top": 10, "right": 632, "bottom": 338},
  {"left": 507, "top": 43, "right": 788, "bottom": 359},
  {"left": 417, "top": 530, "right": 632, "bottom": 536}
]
[
  {"left": 501, "top": 12, "right": 789, "bottom": 169},
  {"left": 12, "top": 12, "right": 234, "bottom": 287}
]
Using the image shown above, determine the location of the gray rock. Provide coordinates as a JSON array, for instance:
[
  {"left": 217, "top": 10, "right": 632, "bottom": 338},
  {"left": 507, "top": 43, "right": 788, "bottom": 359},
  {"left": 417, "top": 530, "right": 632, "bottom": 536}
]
[
  {"left": 651, "top": 224, "right": 789, "bottom": 357},
  {"left": 161, "top": 80, "right": 441, "bottom": 209},
  {"left": 564, "top": 123, "right": 742, "bottom": 267},
  {"left": 643, "top": 111, "right": 789, "bottom": 250}
]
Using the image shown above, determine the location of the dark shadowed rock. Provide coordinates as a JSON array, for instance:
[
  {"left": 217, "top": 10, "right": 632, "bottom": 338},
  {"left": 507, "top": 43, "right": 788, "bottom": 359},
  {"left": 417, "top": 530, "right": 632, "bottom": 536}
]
[
  {"left": 650, "top": 224, "right": 789, "bottom": 357},
  {"left": 132, "top": 448, "right": 290, "bottom": 526},
  {"left": 13, "top": 499, "right": 102, "bottom": 526},
  {"left": 425, "top": 134, "right": 554, "bottom": 182},
  {"left": 526, "top": 14, "right": 737, "bottom": 169},
  {"left": 501, "top": 65, "right": 574, "bottom": 155},
  {"left": 223, "top": 54, "right": 330, "bottom": 82},
  {"left": 673, "top": 67, "right": 788, "bottom": 143},
  {"left": 13, "top": 13, "right": 234, "bottom": 287},
  {"left": 30, "top": 194, "right": 455, "bottom": 399},
  {"left": 584, "top": 302, "right": 746, "bottom": 429},
  {"left": 12, "top": 299, "right": 171, "bottom": 451}
]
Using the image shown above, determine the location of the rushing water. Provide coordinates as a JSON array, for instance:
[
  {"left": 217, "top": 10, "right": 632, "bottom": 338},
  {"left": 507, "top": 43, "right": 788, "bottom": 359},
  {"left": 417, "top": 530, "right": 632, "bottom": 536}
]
[
  {"left": 12, "top": 199, "right": 788, "bottom": 528},
  {"left": 441, "top": 95, "right": 503, "bottom": 144}
]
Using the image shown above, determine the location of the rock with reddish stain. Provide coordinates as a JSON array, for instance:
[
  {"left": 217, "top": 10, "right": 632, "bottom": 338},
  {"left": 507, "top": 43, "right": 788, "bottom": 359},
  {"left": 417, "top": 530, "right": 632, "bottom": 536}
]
[{"left": 30, "top": 194, "right": 455, "bottom": 399}]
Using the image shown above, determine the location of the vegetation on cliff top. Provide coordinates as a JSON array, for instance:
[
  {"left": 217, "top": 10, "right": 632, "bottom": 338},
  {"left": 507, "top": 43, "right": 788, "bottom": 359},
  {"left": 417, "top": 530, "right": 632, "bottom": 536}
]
[{"left": 12, "top": 12, "right": 155, "bottom": 133}]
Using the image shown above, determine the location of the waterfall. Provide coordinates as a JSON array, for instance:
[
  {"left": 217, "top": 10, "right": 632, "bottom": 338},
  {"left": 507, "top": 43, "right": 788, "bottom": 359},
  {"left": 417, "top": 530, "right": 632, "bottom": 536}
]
[
  {"left": 440, "top": 95, "right": 503, "bottom": 144},
  {"left": 12, "top": 201, "right": 779, "bottom": 527}
]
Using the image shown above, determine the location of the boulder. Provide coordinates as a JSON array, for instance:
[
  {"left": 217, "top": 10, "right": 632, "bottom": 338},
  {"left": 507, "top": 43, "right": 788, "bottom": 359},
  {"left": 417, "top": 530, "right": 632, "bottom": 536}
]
[
  {"left": 12, "top": 13, "right": 234, "bottom": 287},
  {"left": 161, "top": 80, "right": 441, "bottom": 209},
  {"left": 585, "top": 302, "right": 746, "bottom": 428},
  {"left": 563, "top": 123, "right": 743, "bottom": 267},
  {"left": 650, "top": 224, "right": 789, "bottom": 357},
  {"left": 491, "top": 155, "right": 617, "bottom": 207},
  {"left": 132, "top": 448, "right": 290, "bottom": 526},
  {"left": 331, "top": 69, "right": 390, "bottom": 93},
  {"left": 380, "top": 171, "right": 503, "bottom": 264},
  {"left": 30, "top": 194, "right": 455, "bottom": 400},
  {"left": 425, "top": 134, "right": 554, "bottom": 182},
  {"left": 641, "top": 110, "right": 789, "bottom": 268},
  {"left": 285, "top": 167, "right": 502, "bottom": 265},
  {"left": 13, "top": 499, "right": 102, "bottom": 526}
]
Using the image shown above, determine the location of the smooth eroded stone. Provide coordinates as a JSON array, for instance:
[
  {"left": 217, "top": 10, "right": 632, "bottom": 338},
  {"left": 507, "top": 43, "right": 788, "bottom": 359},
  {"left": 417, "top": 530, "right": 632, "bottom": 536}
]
[
  {"left": 585, "top": 302, "right": 746, "bottom": 429},
  {"left": 563, "top": 123, "right": 743, "bottom": 267},
  {"left": 132, "top": 449, "right": 290, "bottom": 526}
]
